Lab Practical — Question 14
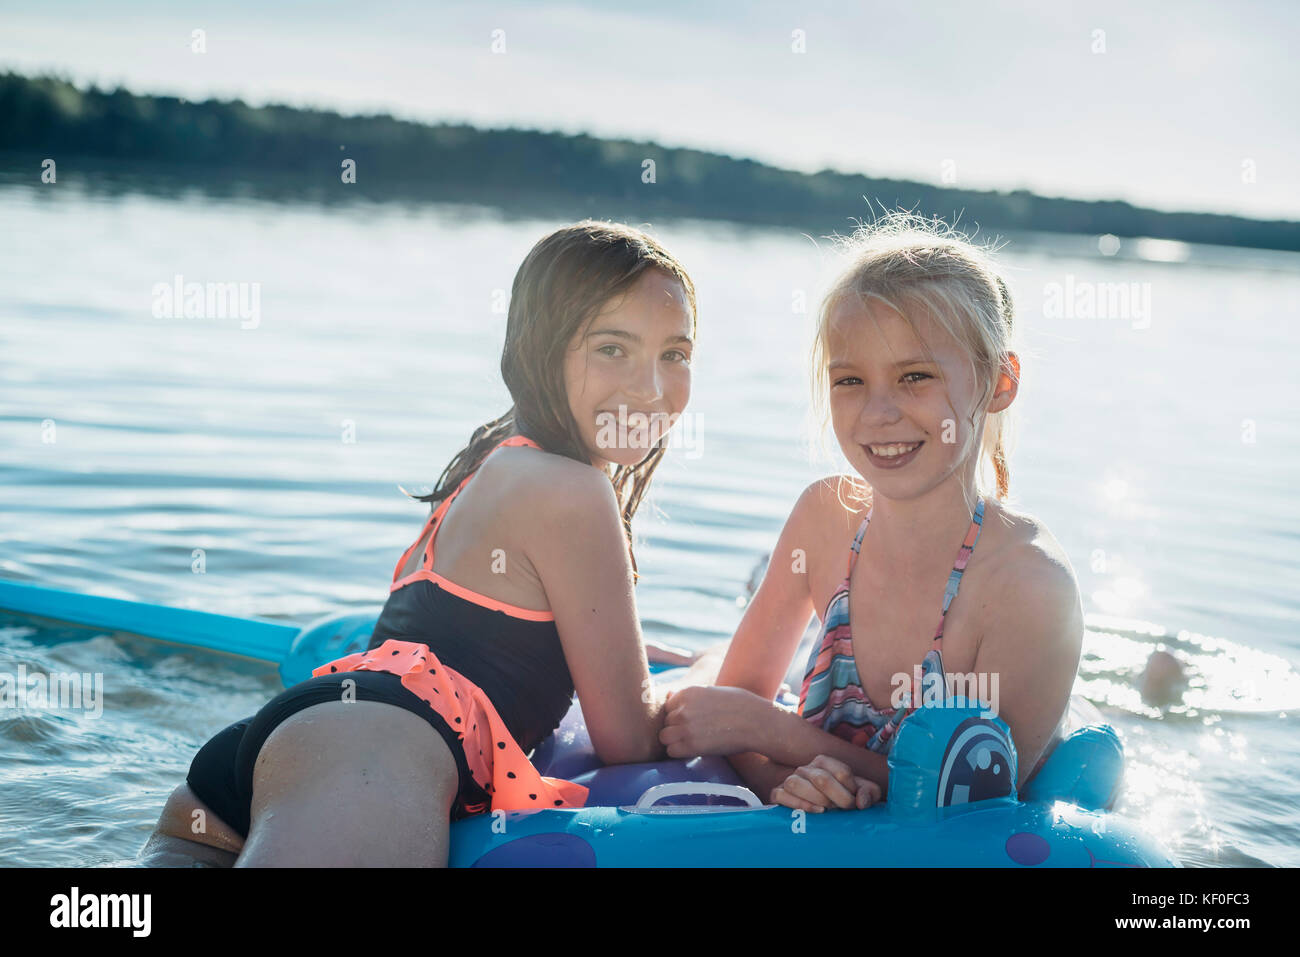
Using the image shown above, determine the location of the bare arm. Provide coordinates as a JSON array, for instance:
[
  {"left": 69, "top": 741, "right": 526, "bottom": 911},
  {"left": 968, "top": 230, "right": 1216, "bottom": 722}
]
[
  {"left": 709, "top": 479, "right": 879, "bottom": 793},
  {"left": 732, "top": 700, "right": 893, "bottom": 795},
  {"left": 732, "top": 556, "right": 1082, "bottom": 800},
  {"left": 644, "top": 639, "right": 699, "bottom": 667},
  {"left": 974, "top": 552, "right": 1084, "bottom": 790},
  {"left": 527, "top": 467, "right": 664, "bottom": 765},
  {"left": 655, "top": 642, "right": 728, "bottom": 695},
  {"left": 712, "top": 483, "right": 824, "bottom": 699},
  {"left": 728, "top": 752, "right": 798, "bottom": 803}
]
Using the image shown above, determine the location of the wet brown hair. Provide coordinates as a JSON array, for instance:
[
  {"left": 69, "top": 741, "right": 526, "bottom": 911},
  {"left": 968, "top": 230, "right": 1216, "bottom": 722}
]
[{"left": 407, "top": 220, "right": 697, "bottom": 578}]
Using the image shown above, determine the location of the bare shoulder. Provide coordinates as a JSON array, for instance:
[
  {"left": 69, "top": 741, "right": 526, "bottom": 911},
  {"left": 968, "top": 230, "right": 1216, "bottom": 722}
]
[
  {"left": 488, "top": 446, "right": 620, "bottom": 525},
  {"left": 980, "top": 501, "right": 1083, "bottom": 642},
  {"left": 782, "top": 475, "right": 872, "bottom": 605},
  {"left": 984, "top": 502, "right": 1075, "bottom": 586},
  {"left": 793, "top": 473, "right": 872, "bottom": 539}
]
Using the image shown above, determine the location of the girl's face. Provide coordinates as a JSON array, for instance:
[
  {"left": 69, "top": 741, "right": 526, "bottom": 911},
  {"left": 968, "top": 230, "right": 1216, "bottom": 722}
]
[
  {"left": 826, "top": 296, "right": 1016, "bottom": 498},
  {"left": 564, "top": 268, "right": 694, "bottom": 470}
]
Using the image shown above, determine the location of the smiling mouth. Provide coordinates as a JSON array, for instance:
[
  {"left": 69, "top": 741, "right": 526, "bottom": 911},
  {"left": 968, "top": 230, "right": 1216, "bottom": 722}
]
[
  {"left": 593, "top": 410, "right": 672, "bottom": 453},
  {"left": 866, "top": 441, "right": 923, "bottom": 457},
  {"left": 596, "top": 410, "right": 674, "bottom": 432}
]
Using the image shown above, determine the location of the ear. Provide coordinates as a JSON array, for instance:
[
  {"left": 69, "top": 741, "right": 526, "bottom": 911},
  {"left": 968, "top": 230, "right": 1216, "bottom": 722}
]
[{"left": 990, "top": 352, "right": 1020, "bottom": 413}]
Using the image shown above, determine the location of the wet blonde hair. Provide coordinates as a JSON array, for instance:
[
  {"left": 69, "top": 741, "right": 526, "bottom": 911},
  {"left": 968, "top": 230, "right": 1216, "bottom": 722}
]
[{"left": 811, "top": 212, "right": 1020, "bottom": 510}]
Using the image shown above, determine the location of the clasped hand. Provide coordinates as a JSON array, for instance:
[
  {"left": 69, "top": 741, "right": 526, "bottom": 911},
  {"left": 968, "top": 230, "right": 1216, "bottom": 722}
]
[
  {"left": 658, "top": 685, "right": 770, "bottom": 758},
  {"left": 771, "top": 755, "right": 881, "bottom": 812}
]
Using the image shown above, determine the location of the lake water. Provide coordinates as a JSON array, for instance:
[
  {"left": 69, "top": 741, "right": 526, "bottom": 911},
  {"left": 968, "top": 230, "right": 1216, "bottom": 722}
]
[{"left": 1, "top": 170, "right": 1297, "bottom": 867}]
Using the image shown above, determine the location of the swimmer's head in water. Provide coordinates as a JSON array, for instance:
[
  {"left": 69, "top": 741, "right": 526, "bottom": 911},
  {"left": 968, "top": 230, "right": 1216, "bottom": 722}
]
[
  {"left": 810, "top": 212, "right": 1021, "bottom": 511},
  {"left": 1139, "top": 649, "right": 1187, "bottom": 706}
]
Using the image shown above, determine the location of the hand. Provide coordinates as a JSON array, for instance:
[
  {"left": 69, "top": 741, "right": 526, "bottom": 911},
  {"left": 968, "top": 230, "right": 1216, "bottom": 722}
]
[
  {"left": 645, "top": 641, "right": 699, "bottom": 667},
  {"left": 658, "top": 685, "right": 769, "bottom": 758},
  {"left": 770, "top": 755, "right": 881, "bottom": 812}
]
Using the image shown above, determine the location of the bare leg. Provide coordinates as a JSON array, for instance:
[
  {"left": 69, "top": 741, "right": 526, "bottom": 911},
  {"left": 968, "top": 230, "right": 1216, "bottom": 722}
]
[
  {"left": 235, "top": 700, "right": 459, "bottom": 867},
  {"left": 137, "top": 783, "right": 245, "bottom": 867},
  {"left": 138, "top": 831, "right": 239, "bottom": 868}
]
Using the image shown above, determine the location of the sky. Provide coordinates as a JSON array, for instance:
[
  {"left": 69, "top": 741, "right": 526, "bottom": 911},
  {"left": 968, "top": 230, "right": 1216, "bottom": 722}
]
[{"left": 2, "top": 0, "right": 1297, "bottom": 220}]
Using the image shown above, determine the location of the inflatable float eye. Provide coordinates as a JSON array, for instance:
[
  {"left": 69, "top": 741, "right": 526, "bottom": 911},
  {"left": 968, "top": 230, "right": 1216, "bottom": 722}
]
[
  {"left": 281, "top": 611, "right": 379, "bottom": 686},
  {"left": 936, "top": 716, "right": 1016, "bottom": 807}
]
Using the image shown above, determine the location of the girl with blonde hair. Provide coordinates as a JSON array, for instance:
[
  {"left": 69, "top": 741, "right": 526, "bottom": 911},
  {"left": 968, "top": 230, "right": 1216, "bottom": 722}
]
[{"left": 661, "top": 214, "right": 1084, "bottom": 811}]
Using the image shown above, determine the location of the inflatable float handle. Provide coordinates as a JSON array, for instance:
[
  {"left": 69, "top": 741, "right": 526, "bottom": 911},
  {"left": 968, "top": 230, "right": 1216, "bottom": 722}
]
[{"left": 631, "top": 782, "right": 764, "bottom": 812}]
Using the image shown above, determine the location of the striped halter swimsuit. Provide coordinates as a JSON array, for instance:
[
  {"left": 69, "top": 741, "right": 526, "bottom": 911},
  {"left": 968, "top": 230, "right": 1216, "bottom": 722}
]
[{"left": 798, "top": 498, "right": 986, "bottom": 754}]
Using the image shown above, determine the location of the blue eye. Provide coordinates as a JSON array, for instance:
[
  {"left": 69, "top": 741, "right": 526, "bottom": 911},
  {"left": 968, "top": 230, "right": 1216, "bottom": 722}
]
[
  {"left": 903, "top": 372, "right": 931, "bottom": 383},
  {"left": 832, "top": 376, "right": 862, "bottom": 387}
]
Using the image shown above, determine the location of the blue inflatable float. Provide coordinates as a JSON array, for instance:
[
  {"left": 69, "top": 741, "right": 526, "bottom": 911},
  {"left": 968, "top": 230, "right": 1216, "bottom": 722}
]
[
  {"left": 282, "top": 609, "right": 1176, "bottom": 868},
  {"left": 0, "top": 582, "right": 1177, "bottom": 867}
]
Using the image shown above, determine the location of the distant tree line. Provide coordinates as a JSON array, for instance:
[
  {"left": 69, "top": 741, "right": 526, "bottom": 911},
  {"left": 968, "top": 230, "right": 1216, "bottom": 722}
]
[{"left": 3, "top": 72, "right": 1297, "bottom": 252}]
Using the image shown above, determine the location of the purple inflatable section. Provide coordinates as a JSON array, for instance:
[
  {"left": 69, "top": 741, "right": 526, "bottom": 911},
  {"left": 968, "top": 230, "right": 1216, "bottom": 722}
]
[{"left": 530, "top": 696, "right": 751, "bottom": 807}]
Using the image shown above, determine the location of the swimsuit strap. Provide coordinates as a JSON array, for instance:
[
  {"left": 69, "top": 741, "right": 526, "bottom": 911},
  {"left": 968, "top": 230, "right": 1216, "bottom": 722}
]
[
  {"left": 871, "top": 498, "right": 986, "bottom": 745},
  {"left": 388, "top": 434, "right": 554, "bottom": 619},
  {"left": 883, "top": 496, "right": 982, "bottom": 738},
  {"left": 847, "top": 497, "right": 987, "bottom": 651},
  {"left": 843, "top": 515, "right": 871, "bottom": 579},
  {"left": 442, "top": 435, "right": 543, "bottom": 499},
  {"left": 932, "top": 497, "right": 985, "bottom": 646},
  {"left": 420, "top": 435, "right": 543, "bottom": 572},
  {"left": 493, "top": 435, "right": 543, "bottom": 453},
  {"left": 808, "top": 497, "right": 988, "bottom": 751}
]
